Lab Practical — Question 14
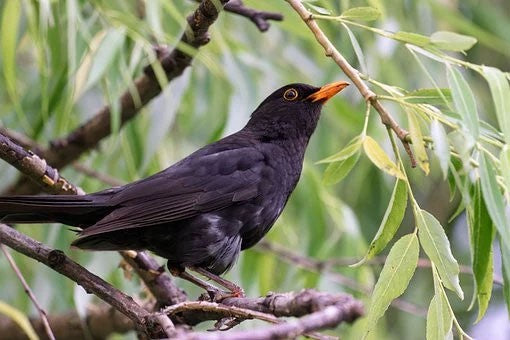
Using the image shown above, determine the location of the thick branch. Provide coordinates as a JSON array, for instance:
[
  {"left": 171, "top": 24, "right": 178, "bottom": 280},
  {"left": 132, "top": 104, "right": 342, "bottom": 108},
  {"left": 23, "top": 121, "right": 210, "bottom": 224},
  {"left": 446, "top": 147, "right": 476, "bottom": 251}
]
[
  {"left": 0, "top": 223, "right": 168, "bottom": 337},
  {"left": 285, "top": 0, "right": 416, "bottom": 167},
  {"left": 7, "top": 0, "right": 230, "bottom": 195}
]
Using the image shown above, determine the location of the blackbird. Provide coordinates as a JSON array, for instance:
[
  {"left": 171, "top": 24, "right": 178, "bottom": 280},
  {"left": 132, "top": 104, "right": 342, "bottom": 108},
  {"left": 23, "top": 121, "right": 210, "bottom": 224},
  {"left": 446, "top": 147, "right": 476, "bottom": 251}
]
[{"left": 0, "top": 81, "right": 348, "bottom": 295}]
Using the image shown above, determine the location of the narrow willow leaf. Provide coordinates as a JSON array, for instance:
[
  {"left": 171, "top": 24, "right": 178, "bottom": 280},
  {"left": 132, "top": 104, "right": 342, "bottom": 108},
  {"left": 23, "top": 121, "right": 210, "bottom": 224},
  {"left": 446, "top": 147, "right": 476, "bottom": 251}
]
[
  {"left": 392, "top": 31, "right": 431, "bottom": 46},
  {"left": 426, "top": 294, "right": 453, "bottom": 340},
  {"left": 322, "top": 152, "right": 360, "bottom": 185},
  {"left": 430, "top": 119, "right": 450, "bottom": 179},
  {"left": 468, "top": 182, "right": 495, "bottom": 321},
  {"left": 403, "top": 88, "right": 452, "bottom": 105},
  {"left": 363, "top": 136, "right": 405, "bottom": 179},
  {"left": 447, "top": 66, "right": 480, "bottom": 139},
  {"left": 85, "top": 28, "right": 126, "bottom": 89},
  {"left": 430, "top": 31, "right": 477, "bottom": 52},
  {"left": 417, "top": 209, "right": 464, "bottom": 299},
  {"left": 364, "top": 233, "right": 419, "bottom": 337},
  {"left": 0, "top": 0, "right": 20, "bottom": 97},
  {"left": 317, "top": 135, "right": 362, "bottom": 164},
  {"left": 340, "top": 7, "right": 381, "bottom": 21},
  {"left": 501, "top": 146, "right": 510, "bottom": 200},
  {"left": 342, "top": 23, "right": 368, "bottom": 74},
  {"left": 482, "top": 66, "right": 510, "bottom": 144},
  {"left": 479, "top": 154, "right": 510, "bottom": 248},
  {"left": 353, "top": 179, "right": 408, "bottom": 266},
  {"left": 408, "top": 109, "right": 430, "bottom": 174},
  {"left": 0, "top": 301, "right": 38, "bottom": 340},
  {"left": 307, "top": 3, "right": 332, "bottom": 15}
]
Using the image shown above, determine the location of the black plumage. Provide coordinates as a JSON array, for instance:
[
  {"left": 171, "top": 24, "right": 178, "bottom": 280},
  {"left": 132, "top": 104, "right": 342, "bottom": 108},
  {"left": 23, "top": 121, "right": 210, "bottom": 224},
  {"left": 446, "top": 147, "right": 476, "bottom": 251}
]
[{"left": 0, "top": 81, "right": 348, "bottom": 277}]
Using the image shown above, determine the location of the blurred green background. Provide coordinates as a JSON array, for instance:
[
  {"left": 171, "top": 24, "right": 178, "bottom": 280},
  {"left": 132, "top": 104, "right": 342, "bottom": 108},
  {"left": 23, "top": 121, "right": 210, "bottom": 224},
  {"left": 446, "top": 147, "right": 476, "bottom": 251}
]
[{"left": 0, "top": 0, "right": 509, "bottom": 338}]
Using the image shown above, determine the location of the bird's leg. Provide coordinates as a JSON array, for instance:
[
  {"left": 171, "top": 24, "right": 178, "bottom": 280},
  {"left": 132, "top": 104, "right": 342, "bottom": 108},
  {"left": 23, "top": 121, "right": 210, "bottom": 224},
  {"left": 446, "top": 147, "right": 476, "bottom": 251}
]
[
  {"left": 168, "top": 265, "right": 223, "bottom": 300},
  {"left": 191, "top": 267, "right": 245, "bottom": 298}
]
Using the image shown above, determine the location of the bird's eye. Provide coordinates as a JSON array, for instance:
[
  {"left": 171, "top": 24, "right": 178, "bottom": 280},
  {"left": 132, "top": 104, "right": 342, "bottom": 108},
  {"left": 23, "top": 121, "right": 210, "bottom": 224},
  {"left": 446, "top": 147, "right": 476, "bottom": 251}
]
[{"left": 283, "top": 88, "right": 299, "bottom": 101}]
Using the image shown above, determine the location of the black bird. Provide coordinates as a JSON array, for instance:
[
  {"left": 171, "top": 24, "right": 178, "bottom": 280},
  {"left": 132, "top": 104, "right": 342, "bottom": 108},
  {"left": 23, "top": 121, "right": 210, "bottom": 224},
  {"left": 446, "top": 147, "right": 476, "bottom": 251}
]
[{"left": 0, "top": 81, "right": 348, "bottom": 296}]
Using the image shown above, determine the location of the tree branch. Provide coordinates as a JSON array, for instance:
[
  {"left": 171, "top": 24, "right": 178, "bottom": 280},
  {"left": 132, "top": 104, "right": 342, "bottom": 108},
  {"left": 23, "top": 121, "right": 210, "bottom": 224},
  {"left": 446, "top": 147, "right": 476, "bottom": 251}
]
[
  {"left": 0, "top": 133, "right": 84, "bottom": 195},
  {"left": 0, "top": 223, "right": 170, "bottom": 338},
  {"left": 224, "top": 0, "right": 283, "bottom": 32},
  {"left": 284, "top": 0, "right": 416, "bottom": 167},
  {"left": 177, "top": 299, "right": 362, "bottom": 340},
  {"left": 0, "top": 290, "right": 362, "bottom": 339}
]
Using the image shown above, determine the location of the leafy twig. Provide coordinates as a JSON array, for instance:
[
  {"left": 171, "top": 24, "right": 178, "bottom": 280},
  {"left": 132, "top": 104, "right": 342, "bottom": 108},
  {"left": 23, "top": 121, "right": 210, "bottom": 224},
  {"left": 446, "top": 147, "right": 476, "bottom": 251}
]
[{"left": 284, "top": 0, "right": 416, "bottom": 167}]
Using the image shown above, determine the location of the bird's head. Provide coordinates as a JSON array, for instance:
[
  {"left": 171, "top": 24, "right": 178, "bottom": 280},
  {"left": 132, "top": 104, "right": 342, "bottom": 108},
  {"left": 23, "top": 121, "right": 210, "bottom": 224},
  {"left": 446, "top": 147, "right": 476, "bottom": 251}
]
[{"left": 246, "top": 81, "right": 349, "bottom": 142}]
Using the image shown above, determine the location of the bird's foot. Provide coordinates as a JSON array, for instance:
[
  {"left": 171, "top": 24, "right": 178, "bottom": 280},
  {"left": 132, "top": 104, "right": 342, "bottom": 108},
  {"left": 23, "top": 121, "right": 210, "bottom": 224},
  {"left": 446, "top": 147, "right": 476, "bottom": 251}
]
[{"left": 191, "top": 267, "right": 245, "bottom": 298}]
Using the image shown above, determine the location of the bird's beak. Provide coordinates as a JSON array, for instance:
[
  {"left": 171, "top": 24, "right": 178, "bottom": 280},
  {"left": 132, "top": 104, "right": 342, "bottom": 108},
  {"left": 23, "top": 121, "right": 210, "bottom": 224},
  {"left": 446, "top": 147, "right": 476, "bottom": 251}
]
[{"left": 306, "top": 81, "right": 349, "bottom": 103}]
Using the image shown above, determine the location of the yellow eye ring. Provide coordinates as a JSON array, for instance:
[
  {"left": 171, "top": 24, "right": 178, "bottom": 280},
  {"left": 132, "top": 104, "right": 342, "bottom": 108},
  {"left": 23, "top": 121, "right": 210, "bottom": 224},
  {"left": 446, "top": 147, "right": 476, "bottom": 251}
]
[{"left": 283, "top": 88, "right": 299, "bottom": 101}]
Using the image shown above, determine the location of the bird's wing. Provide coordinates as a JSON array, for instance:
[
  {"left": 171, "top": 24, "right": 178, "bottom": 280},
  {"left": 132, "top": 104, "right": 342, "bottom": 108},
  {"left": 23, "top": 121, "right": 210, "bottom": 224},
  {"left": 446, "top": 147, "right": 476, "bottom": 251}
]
[{"left": 77, "top": 147, "right": 265, "bottom": 238}]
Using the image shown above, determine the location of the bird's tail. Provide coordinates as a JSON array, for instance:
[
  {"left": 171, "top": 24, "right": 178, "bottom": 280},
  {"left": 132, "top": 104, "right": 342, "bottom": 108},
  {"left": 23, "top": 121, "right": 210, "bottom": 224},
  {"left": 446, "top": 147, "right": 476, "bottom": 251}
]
[{"left": 0, "top": 195, "right": 113, "bottom": 227}]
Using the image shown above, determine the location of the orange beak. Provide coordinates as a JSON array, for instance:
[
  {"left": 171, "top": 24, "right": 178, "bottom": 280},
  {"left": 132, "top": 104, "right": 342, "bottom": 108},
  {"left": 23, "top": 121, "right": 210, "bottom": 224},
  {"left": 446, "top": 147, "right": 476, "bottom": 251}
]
[{"left": 306, "top": 81, "right": 349, "bottom": 103}]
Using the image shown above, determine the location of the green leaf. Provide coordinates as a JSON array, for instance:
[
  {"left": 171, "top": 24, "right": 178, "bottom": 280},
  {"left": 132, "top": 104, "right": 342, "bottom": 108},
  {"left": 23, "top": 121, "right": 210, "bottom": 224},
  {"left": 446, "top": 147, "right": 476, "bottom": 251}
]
[
  {"left": 446, "top": 66, "right": 480, "bottom": 139},
  {"left": 85, "top": 28, "right": 126, "bottom": 90},
  {"left": 468, "top": 182, "right": 495, "bottom": 321},
  {"left": 430, "top": 119, "right": 450, "bottom": 179},
  {"left": 501, "top": 146, "right": 510, "bottom": 200},
  {"left": 482, "top": 66, "right": 510, "bottom": 144},
  {"left": 322, "top": 152, "right": 360, "bottom": 185},
  {"left": 317, "top": 135, "right": 362, "bottom": 164},
  {"left": 403, "top": 88, "right": 452, "bottom": 105},
  {"left": 426, "top": 294, "right": 453, "bottom": 340},
  {"left": 407, "top": 109, "right": 430, "bottom": 174},
  {"left": 0, "top": 0, "right": 20, "bottom": 98},
  {"left": 364, "top": 233, "right": 419, "bottom": 337},
  {"left": 340, "top": 7, "right": 381, "bottom": 21},
  {"left": 479, "top": 154, "right": 510, "bottom": 248},
  {"left": 392, "top": 31, "right": 431, "bottom": 46},
  {"left": 430, "top": 31, "right": 477, "bottom": 51},
  {"left": 307, "top": 3, "right": 332, "bottom": 15},
  {"left": 342, "top": 23, "right": 368, "bottom": 74},
  {"left": 363, "top": 136, "right": 405, "bottom": 179},
  {"left": 353, "top": 179, "right": 408, "bottom": 266},
  {"left": 417, "top": 209, "right": 464, "bottom": 299},
  {"left": 0, "top": 301, "right": 38, "bottom": 340}
]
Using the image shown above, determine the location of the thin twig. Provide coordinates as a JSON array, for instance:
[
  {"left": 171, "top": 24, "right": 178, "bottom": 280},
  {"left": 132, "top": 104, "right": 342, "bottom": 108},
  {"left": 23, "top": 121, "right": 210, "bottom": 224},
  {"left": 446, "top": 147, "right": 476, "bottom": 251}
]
[
  {"left": 284, "top": 0, "right": 416, "bottom": 167},
  {"left": 224, "top": 0, "right": 283, "bottom": 32},
  {"left": 72, "top": 163, "right": 125, "bottom": 187},
  {"left": 0, "top": 244, "right": 56, "bottom": 340}
]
